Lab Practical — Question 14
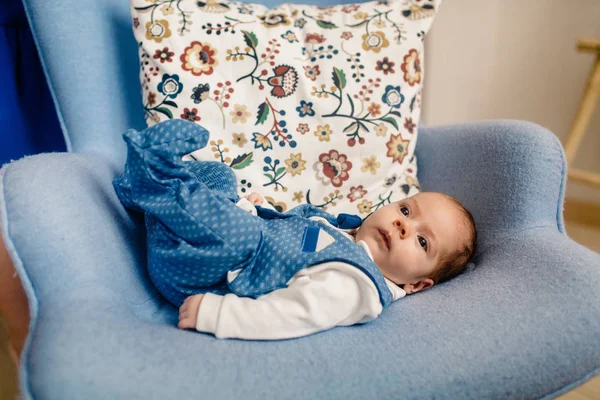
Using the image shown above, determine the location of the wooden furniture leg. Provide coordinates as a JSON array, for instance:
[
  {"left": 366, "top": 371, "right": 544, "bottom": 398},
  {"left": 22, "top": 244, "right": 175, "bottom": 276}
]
[{"left": 564, "top": 39, "right": 600, "bottom": 187}]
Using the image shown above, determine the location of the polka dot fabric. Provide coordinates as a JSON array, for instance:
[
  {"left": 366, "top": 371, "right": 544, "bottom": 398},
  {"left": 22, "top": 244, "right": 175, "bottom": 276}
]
[{"left": 113, "top": 120, "right": 392, "bottom": 307}]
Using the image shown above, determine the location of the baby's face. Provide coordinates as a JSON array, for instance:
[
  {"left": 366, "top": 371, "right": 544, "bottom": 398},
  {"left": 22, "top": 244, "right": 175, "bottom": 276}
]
[{"left": 354, "top": 192, "right": 466, "bottom": 293}]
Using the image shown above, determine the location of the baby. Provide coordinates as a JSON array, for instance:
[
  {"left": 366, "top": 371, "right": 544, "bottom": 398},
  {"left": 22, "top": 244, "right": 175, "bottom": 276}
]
[
  {"left": 113, "top": 120, "right": 477, "bottom": 340},
  {"left": 177, "top": 190, "right": 477, "bottom": 339}
]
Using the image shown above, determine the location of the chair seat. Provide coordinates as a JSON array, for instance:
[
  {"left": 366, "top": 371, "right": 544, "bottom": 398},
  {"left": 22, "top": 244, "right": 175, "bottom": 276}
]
[{"left": 2, "top": 151, "right": 599, "bottom": 399}]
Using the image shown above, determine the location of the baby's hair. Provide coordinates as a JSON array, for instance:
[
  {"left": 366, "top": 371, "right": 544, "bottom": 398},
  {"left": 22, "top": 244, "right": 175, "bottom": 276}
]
[{"left": 427, "top": 194, "right": 477, "bottom": 285}]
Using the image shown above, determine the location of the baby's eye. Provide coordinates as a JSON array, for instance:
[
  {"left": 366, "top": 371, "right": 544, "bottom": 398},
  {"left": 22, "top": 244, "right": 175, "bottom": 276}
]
[
  {"left": 418, "top": 236, "right": 428, "bottom": 250},
  {"left": 400, "top": 206, "right": 409, "bottom": 217}
]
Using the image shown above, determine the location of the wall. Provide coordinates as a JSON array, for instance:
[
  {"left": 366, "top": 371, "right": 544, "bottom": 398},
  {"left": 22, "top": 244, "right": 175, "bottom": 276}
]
[{"left": 423, "top": 0, "right": 600, "bottom": 203}]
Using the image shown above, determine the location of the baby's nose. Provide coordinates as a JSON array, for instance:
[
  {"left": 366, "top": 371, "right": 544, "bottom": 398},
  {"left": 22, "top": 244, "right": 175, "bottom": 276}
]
[{"left": 393, "top": 219, "right": 411, "bottom": 239}]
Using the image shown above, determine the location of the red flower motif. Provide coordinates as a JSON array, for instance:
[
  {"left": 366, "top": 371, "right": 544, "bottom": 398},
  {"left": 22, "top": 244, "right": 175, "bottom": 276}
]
[
  {"left": 303, "top": 65, "right": 321, "bottom": 81},
  {"left": 347, "top": 185, "right": 367, "bottom": 202},
  {"left": 314, "top": 150, "right": 352, "bottom": 187},
  {"left": 147, "top": 92, "right": 156, "bottom": 106},
  {"left": 386, "top": 133, "right": 410, "bottom": 164},
  {"left": 375, "top": 57, "right": 395, "bottom": 75},
  {"left": 267, "top": 65, "right": 298, "bottom": 98},
  {"left": 305, "top": 33, "right": 326, "bottom": 44},
  {"left": 340, "top": 31, "right": 353, "bottom": 40},
  {"left": 181, "top": 41, "right": 218, "bottom": 76},
  {"left": 297, "top": 123, "right": 310, "bottom": 134},
  {"left": 181, "top": 108, "right": 200, "bottom": 122},
  {"left": 401, "top": 49, "right": 422, "bottom": 86},
  {"left": 404, "top": 117, "right": 416, "bottom": 134},
  {"left": 153, "top": 47, "right": 175, "bottom": 64}
]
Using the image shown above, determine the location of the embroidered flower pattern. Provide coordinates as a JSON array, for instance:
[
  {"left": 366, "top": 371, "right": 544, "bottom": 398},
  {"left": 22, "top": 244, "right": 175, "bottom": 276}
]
[
  {"left": 376, "top": 57, "right": 395, "bottom": 75},
  {"left": 401, "top": 49, "right": 421, "bottom": 86},
  {"left": 296, "top": 123, "right": 310, "bottom": 134},
  {"left": 361, "top": 155, "right": 381, "bottom": 175},
  {"left": 258, "top": 13, "right": 291, "bottom": 28},
  {"left": 296, "top": 100, "right": 315, "bottom": 117},
  {"left": 285, "top": 153, "right": 307, "bottom": 176},
  {"left": 232, "top": 133, "right": 247, "bottom": 147},
  {"left": 181, "top": 107, "right": 200, "bottom": 121},
  {"left": 303, "top": 65, "right": 321, "bottom": 81},
  {"left": 230, "top": 104, "right": 252, "bottom": 124},
  {"left": 386, "top": 133, "right": 410, "bottom": 164},
  {"left": 153, "top": 47, "right": 175, "bottom": 63},
  {"left": 347, "top": 185, "right": 367, "bottom": 202},
  {"left": 314, "top": 150, "right": 352, "bottom": 187},
  {"left": 404, "top": 117, "right": 416, "bottom": 133},
  {"left": 313, "top": 124, "right": 333, "bottom": 142},
  {"left": 158, "top": 74, "right": 183, "bottom": 98},
  {"left": 361, "top": 31, "right": 389, "bottom": 53},
  {"left": 181, "top": 41, "right": 218, "bottom": 76},
  {"left": 267, "top": 65, "right": 298, "bottom": 98},
  {"left": 358, "top": 199, "right": 373, "bottom": 214},
  {"left": 293, "top": 191, "right": 304, "bottom": 202},
  {"left": 145, "top": 20, "right": 172, "bottom": 43}
]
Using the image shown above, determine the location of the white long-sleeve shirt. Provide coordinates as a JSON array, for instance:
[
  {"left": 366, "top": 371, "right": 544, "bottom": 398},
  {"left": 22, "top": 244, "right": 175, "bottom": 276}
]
[{"left": 194, "top": 198, "right": 406, "bottom": 340}]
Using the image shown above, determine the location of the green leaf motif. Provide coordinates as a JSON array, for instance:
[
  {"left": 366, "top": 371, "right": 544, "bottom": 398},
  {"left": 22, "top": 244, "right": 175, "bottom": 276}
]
[
  {"left": 316, "top": 20, "right": 338, "bottom": 29},
  {"left": 155, "top": 107, "right": 173, "bottom": 119},
  {"left": 264, "top": 173, "right": 274, "bottom": 181},
  {"left": 409, "top": 94, "right": 417, "bottom": 113},
  {"left": 381, "top": 116, "right": 399, "bottom": 130},
  {"left": 230, "top": 152, "right": 254, "bottom": 170},
  {"left": 242, "top": 30, "right": 258, "bottom": 49},
  {"left": 163, "top": 100, "right": 178, "bottom": 108},
  {"left": 332, "top": 67, "right": 346, "bottom": 90},
  {"left": 389, "top": 110, "right": 402, "bottom": 118},
  {"left": 256, "top": 101, "right": 270, "bottom": 125},
  {"left": 275, "top": 167, "right": 286, "bottom": 177}
]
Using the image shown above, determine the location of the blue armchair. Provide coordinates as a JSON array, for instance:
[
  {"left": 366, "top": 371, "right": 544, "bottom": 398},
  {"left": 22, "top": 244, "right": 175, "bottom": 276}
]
[{"left": 1, "top": 0, "right": 598, "bottom": 398}]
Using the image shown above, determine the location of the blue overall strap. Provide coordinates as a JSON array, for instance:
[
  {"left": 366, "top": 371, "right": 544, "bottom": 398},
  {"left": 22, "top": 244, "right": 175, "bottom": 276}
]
[
  {"left": 255, "top": 204, "right": 363, "bottom": 229},
  {"left": 335, "top": 213, "right": 363, "bottom": 229}
]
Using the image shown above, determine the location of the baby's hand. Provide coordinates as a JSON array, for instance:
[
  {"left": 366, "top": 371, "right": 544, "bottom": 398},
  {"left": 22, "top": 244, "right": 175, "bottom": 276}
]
[
  {"left": 178, "top": 294, "right": 204, "bottom": 330},
  {"left": 244, "top": 192, "right": 264, "bottom": 206}
]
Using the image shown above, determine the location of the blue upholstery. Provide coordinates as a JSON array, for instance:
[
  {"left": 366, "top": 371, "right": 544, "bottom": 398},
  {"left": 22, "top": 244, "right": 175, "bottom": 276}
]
[{"left": 1, "top": 0, "right": 598, "bottom": 398}]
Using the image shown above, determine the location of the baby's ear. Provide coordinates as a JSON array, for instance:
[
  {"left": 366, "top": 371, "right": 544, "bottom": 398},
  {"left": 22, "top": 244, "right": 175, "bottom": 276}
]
[{"left": 403, "top": 278, "right": 434, "bottom": 294}]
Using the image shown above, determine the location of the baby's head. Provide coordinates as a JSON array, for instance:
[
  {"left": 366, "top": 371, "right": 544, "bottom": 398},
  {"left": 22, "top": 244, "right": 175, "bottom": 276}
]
[{"left": 354, "top": 192, "right": 477, "bottom": 294}]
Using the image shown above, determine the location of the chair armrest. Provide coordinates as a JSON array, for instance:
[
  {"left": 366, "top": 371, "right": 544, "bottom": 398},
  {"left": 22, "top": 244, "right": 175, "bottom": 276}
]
[
  {"left": 0, "top": 152, "right": 154, "bottom": 309},
  {"left": 416, "top": 120, "right": 567, "bottom": 244}
]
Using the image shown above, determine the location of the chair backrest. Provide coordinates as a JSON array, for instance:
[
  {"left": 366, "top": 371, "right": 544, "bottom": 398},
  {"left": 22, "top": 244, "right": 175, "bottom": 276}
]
[{"left": 23, "top": 0, "right": 362, "bottom": 165}]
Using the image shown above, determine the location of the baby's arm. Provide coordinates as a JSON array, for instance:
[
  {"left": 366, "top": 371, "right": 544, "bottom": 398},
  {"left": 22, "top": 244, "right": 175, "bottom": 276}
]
[{"left": 178, "top": 265, "right": 383, "bottom": 340}]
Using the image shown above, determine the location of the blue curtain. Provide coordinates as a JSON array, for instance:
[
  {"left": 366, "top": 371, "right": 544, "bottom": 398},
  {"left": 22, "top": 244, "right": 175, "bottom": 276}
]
[{"left": 0, "top": 0, "right": 65, "bottom": 166}]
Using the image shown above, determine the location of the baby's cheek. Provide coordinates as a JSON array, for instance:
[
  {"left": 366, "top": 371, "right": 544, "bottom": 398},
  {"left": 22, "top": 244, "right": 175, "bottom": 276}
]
[{"left": 394, "top": 249, "right": 420, "bottom": 274}]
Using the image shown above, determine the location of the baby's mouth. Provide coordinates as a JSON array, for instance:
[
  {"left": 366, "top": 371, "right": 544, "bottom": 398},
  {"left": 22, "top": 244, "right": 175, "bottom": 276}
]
[{"left": 378, "top": 229, "right": 391, "bottom": 250}]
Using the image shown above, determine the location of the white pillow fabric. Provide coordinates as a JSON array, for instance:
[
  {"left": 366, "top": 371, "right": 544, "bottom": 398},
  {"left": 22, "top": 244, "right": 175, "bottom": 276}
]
[{"left": 131, "top": 0, "right": 440, "bottom": 215}]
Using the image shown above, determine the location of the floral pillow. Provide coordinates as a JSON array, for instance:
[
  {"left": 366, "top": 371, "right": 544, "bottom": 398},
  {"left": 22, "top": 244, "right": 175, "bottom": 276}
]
[{"left": 131, "top": 0, "right": 440, "bottom": 215}]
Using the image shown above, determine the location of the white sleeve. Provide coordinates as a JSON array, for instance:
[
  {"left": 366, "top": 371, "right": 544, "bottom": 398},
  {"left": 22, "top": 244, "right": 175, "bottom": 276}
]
[
  {"left": 195, "top": 266, "right": 383, "bottom": 340},
  {"left": 235, "top": 197, "right": 258, "bottom": 215}
]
